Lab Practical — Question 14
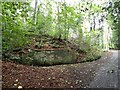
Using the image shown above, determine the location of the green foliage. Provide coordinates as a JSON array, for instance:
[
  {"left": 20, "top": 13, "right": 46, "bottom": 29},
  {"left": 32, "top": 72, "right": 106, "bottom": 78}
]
[
  {"left": 85, "top": 48, "right": 102, "bottom": 62},
  {"left": 106, "top": 1, "right": 120, "bottom": 49},
  {"left": 2, "top": 2, "right": 31, "bottom": 50}
]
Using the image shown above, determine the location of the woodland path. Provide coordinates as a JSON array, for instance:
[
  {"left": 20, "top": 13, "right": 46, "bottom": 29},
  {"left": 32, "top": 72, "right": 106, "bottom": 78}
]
[
  {"left": 2, "top": 50, "right": 119, "bottom": 88},
  {"left": 89, "top": 50, "right": 119, "bottom": 88}
]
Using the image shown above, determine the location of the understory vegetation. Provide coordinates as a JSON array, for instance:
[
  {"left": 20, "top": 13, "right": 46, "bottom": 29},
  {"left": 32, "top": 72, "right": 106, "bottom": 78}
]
[{"left": 1, "top": 0, "right": 120, "bottom": 66}]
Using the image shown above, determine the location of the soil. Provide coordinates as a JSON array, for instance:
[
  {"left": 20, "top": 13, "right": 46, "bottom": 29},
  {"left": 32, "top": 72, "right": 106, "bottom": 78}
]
[{"left": 2, "top": 51, "right": 112, "bottom": 88}]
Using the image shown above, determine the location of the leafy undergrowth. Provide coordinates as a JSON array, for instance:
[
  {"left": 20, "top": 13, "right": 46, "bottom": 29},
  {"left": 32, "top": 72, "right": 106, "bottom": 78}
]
[
  {"left": 83, "top": 48, "right": 102, "bottom": 62},
  {"left": 2, "top": 34, "right": 102, "bottom": 66}
]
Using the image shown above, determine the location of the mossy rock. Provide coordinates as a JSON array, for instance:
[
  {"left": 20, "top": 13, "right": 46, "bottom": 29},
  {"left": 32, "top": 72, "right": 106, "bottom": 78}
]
[{"left": 32, "top": 50, "right": 76, "bottom": 66}]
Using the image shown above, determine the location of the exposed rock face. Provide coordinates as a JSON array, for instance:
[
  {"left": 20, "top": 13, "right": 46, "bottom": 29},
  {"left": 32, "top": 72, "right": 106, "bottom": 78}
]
[{"left": 32, "top": 50, "right": 77, "bottom": 66}]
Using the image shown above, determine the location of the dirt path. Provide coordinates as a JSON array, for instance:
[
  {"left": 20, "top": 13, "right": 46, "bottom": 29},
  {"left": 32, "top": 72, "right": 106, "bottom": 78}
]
[
  {"left": 2, "top": 50, "right": 119, "bottom": 88},
  {"left": 89, "top": 50, "right": 119, "bottom": 88}
]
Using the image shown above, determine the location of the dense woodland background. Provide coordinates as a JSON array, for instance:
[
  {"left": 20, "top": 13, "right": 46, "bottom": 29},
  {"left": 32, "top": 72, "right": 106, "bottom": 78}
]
[{"left": 1, "top": 0, "right": 120, "bottom": 66}]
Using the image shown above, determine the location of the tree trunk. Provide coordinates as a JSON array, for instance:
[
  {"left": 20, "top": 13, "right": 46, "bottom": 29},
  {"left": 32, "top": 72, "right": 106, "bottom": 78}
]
[
  {"left": 33, "top": 0, "right": 38, "bottom": 31},
  {"left": 57, "top": 3, "right": 61, "bottom": 38},
  {"left": 93, "top": 16, "right": 96, "bottom": 30}
]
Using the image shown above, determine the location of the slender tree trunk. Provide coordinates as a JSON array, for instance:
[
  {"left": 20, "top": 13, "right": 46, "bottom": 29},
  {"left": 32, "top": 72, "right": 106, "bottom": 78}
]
[
  {"left": 65, "top": 10, "right": 67, "bottom": 39},
  {"left": 93, "top": 16, "right": 96, "bottom": 30},
  {"left": 36, "top": 7, "right": 39, "bottom": 25},
  {"left": 33, "top": 0, "right": 38, "bottom": 31},
  {"left": 57, "top": 3, "right": 61, "bottom": 38},
  {"left": 67, "top": 24, "right": 70, "bottom": 40}
]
